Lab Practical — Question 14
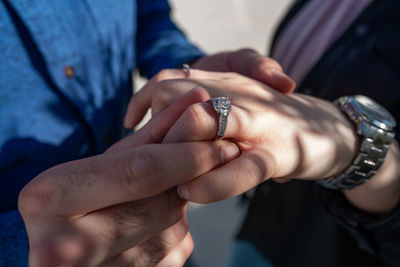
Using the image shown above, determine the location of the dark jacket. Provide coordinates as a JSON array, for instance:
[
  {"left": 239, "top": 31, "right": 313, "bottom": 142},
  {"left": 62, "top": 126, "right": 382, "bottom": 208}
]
[{"left": 238, "top": 0, "right": 400, "bottom": 266}]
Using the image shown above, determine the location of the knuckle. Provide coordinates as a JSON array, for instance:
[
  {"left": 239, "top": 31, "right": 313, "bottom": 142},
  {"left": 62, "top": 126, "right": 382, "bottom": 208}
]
[
  {"left": 152, "top": 80, "right": 172, "bottom": 111},
  {"left": 152, "top": 81, "right": 167, "bottom": 101},
  {"left": 30, "top": 236, "right": 93, "bottom": 267},
  {"left": 172, "top": 221, "right": 189, "bottom": 242},
  {"left": 180, "top": 104, "right": 211, "bottom": 137},
  {"left": 18, "top": 174, "right": 56, "bottom": 218},
  {"left": 163, "top": 192, "right": 186, "bottom": 225},
  {"left": 100, "top": 219, "right": 126, "bottom": 243},
  {"left": 186, "top": 236, "right": 194, "bottom": 255},
  {"left": 122, "top": 148, "right": 159, "bottom": 198},
  {"left": 154, "top": 69, "right": 178, "bottom": 83},
  {"left": 174, "top": 234, "right": 194, "bottom": 266}
]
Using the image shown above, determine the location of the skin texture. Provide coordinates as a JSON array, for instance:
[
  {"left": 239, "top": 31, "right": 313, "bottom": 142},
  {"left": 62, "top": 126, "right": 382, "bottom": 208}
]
[
  {"left": 19, "top": 49, "right": 288, "bottom": 267},
  {"left": 19, "top": 48, "right": 289, "bottom": 267},
  {"left": 124, "top": 48, "right": 295, "bottom": 129},
  {"left": 18, "top": 49, "right": 398, "bottom": 266},
  {"left": 18, "top": 88, "right": 240, "bottom": 267},
  {"left": 125, "top": 69, "right": 400, "bottom": 214}
]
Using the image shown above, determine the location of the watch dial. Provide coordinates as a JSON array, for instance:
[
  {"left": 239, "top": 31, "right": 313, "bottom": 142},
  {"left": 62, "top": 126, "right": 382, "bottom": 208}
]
[{"left": 353, "top": 95, "right": 396, "bottom": 130}]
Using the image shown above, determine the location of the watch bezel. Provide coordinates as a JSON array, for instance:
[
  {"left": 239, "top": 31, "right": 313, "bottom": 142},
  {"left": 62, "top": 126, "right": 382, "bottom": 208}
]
[{"left": 351, "top": 95, "right": 396, "bottom": 131}]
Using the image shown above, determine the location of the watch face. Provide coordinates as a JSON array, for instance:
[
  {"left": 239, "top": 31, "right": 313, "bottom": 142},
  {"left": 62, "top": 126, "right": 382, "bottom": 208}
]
[{"left": 352, "top": 95, "right": 396, "bottom": 130}]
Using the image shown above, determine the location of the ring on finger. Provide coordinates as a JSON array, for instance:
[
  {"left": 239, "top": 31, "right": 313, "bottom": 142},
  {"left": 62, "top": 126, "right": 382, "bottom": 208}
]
[
  {"left": 209, "top": 97, "right": 231, "bottom": 140},
  {"left": 182, "top": 64, "right": 191, "bottom": 78}
]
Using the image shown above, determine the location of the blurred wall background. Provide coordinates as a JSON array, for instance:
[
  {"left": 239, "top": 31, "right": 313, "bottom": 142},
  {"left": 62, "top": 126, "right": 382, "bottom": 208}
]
[
  {"left": 169, "top": 0, "right": 293, "bottom": 55},
  {"left": 136, "top": 1, "right": 293, "bottom": 266}
]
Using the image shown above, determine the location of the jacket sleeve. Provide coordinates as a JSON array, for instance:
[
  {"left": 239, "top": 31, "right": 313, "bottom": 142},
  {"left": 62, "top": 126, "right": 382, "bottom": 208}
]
[
  {"left": 318, "top": 184, "right": 400, "bottom": 266},
  {"left": 136, "top": 0, "right": 205, "bottom": 78}
]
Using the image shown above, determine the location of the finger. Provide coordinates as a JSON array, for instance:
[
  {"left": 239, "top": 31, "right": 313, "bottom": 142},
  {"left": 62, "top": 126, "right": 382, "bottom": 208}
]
[
  {"left": 20, "top": 141, "right": 240, "bottom": 216},
  {"left": 76, "top": 189, "right": 187, "bottom": 258},
  {"left": 151, "top": 79, "right": 199, "bottom": 115},
  {"left": 109, "top": 87, "right": 210, "bottom": 153},
  {"left": 253, "top": 68, "right": 296, "bottom": 94},
  {"left": 124, "top": 68, "right": 231, "bottom": 129},
  {"left": 123, "top": 87, "right": 151, "bottom": 129},
  {"left": 155, "top": 232, "right": 194, "bottom": 267},
  {"left": 150, "top": 71, "right": 269, "bottom": 116},
  {"left": 226, "top": 48, "right": 296, "bottom": 94},
  {"left": 127, "top": 70, "right": 241, "bottom": 125},
  {"left": 162, "top": 102, "right": 246, "bottom": 143},
  {"left": 124, "top": 69, "right": 188, "bottom": 129},
  {"left": 105, "top": 218, "right": 190, "bottom": 267},
  {"left": 134, "top": 88, "right": 209, "bottom": 144},
  {"left": 177, "top": 148, "right": 277, "bottom": 203}
]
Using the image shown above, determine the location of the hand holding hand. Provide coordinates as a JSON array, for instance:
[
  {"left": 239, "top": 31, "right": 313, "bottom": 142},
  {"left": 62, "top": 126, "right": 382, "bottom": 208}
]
[
  {"left": 18, "top": 89, "right": 239, "bottom": 266},
  {"left": 126, "top": 70, "right": 359, "bottom": 204}
]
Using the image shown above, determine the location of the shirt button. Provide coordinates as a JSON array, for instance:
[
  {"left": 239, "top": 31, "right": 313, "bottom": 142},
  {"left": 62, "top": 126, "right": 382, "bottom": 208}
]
[{"left": 63, "top": 65, "right": 75, "bottom": 78}]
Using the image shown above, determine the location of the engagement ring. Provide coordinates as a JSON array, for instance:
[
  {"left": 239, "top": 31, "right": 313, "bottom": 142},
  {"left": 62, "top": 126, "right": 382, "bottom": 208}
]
[{"left": 210, "top": 97, "right": 231, "bottom": 140}]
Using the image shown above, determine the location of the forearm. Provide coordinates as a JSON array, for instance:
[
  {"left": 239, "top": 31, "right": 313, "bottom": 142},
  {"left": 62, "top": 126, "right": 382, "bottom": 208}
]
[{"left": 344, "top": 140, "right": 400, "bottom": 214}]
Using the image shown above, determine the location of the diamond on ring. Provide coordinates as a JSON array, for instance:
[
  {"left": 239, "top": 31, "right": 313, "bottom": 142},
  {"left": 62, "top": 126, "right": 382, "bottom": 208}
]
[{"left": 210, "top": 97, "right": 231, "bottom": 140}]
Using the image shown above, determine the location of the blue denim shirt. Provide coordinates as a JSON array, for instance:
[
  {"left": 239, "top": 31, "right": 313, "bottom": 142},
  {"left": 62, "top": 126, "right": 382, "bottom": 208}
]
[{"left": 0, "top": 0, "right": 204, "bottom": 265}]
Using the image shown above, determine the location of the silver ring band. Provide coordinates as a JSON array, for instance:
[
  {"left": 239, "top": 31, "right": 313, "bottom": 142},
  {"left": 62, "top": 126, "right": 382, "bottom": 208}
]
[
  {"left": 182, "top": 64, "right": 191, "bottom": 78},
  {"left": 210, "top": 97, "right": 231, "bottom": 140}
]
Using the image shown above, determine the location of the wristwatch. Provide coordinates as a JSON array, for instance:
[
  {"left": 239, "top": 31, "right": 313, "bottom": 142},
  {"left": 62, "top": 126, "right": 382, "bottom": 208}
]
[{"left": 318, "top": 95, "right": 396, "bottom": 191}]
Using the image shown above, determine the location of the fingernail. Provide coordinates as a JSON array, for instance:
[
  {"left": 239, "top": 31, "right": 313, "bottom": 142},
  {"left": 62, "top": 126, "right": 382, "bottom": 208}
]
[
  {"left": 177, "top": 184, "right": 190, "bottom": 200},
  {"left": 269, "top": 69, "right": 296, "bottom": 93},
  {"left": 221, "top": 142, "right": 240, "bottom": 163},
  {"left": 270, "top": 69, "right": 290, "bottom": 81}
]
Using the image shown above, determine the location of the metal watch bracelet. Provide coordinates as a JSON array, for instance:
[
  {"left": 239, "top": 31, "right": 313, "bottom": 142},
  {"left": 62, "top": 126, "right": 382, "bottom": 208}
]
[{"left": 318, "top": 96, "right": 396, "bottom": 191}]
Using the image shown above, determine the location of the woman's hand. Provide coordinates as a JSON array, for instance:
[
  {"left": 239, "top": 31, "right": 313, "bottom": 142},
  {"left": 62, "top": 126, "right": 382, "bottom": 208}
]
[
  {"left": 125, "top": 70, "right": 359, "bottom": 204},
  {"left": 124, "top": 48, "right": 295, "bottom": 129}
]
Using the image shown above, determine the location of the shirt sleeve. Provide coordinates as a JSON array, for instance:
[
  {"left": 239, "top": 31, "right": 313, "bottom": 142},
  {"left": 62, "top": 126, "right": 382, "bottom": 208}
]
[
  {"left": 0, "top": 210, "right": 29, "bottom": 267},
  {"left": 136, "top": 0, "right": 205, "bottom": 78}
]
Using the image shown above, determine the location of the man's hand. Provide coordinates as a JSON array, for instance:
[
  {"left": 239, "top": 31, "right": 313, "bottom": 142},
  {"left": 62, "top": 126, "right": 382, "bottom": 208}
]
[
  {"left": 124, "top": 48, "right": 295, "bottom": 129},
  {"left": 192, "top": 48, "right": 296, "bottom": 94},
  {"left": 18, "top": 89, "right": 240, "bottom": 267}
]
